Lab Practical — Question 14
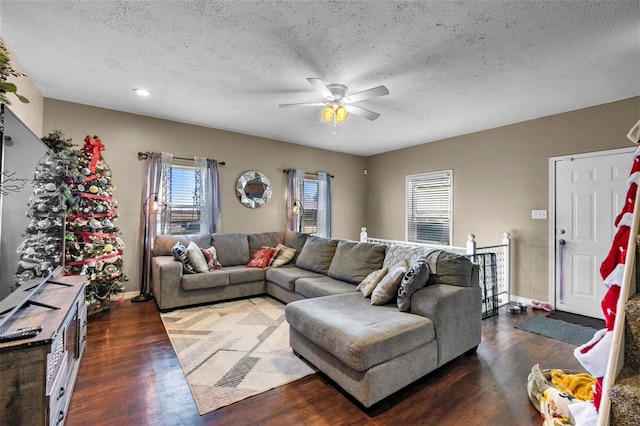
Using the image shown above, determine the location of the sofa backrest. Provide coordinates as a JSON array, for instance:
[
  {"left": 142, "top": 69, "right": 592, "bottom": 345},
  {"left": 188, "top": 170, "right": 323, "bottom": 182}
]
[
  {"left": 425, "top": 250, "right": 476, "bottom": 287},
  {"left": 327, "top": 240, "right": 387, "bottom": 284},
  {"left": 248, "top": 232, "right": 286, "bottom": 256},
  {"left": 382, "top": 245, "right": 477, "bottom": 288},
  {"left": 284, "top": 231, "right": 309, "bottom": 262},
  {"left": 153, "top": 233, "right": 212, "bottom": 257},
  {"left": 211, "top": 233, "right": 250, "bottom": 266},
  {"left": 295, "top": 236, "right": 339, "bottom": 274}
]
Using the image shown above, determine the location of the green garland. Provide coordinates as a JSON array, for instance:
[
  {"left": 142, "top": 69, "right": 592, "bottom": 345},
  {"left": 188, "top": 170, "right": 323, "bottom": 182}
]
[{"left": 0, "top": 38, "right": 29, "bottom": 105}]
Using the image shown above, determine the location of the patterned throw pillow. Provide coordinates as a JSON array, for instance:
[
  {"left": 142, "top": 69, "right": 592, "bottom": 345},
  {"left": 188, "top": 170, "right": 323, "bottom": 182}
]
[
  {"left": 186, "top": 241, "right": 208, "bottom": 273},
  {"left": 247, "top": 247, "right": 279, "bottom": 268},
  {"left": 171, "top": 242, "right": 197, "bottom": 274},
  {"left": 370, "top": 262, "right": 408, "bottom": 305},
  {"left": 262, "top": 245, "right": 281, "bottom": 266},
  {"left": 356, "top": 268, "right": 388, "bottom": 298},
  {"left": 201, "top": 246, "right": 222, "bottom": 270},
  {"left": 397, "top": 256, "right": 430, "bottom": 312},
  {"left": 271, "top": 243, "right": 296, "bottom": 267}
]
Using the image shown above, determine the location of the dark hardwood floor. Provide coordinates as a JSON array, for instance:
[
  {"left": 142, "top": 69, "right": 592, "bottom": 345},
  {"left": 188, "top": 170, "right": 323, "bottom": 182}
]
[{"left": 66, "top": 298, "right": 586, "bottom": 426}]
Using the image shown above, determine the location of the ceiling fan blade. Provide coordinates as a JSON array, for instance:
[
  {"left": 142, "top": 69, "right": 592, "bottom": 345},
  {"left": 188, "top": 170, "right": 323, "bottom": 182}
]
[
  {"left": 344, "top": 105, "right": 380, "bottom": 121},
  {"left": 344, "top": 85, "right": 389, "bottom": 103},
  {"left": 279, "top": 102, "right": 327, "bottom": 108},
  {"left": 307, "top": 78, "right": 334, "bottom": 100}
]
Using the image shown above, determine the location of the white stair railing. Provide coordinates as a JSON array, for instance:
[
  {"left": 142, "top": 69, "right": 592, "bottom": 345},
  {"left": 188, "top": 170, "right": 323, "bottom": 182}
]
[{"left": 360, "top": 227, "right": 512, "bottom": 306}]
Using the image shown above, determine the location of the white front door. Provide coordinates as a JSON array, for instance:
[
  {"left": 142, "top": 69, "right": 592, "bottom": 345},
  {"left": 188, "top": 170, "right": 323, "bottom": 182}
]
[{"left": 552, "top": 148, "right": 634, "bottom": 319}]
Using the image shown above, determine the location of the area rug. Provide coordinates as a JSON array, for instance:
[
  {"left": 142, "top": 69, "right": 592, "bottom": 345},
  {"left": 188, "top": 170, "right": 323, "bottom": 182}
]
[
  {"left": 515, "top": 316, "right": 598, "bottom": 346},
  {"left": 160, "top": 297, "right": 316, "bottom": 415}
]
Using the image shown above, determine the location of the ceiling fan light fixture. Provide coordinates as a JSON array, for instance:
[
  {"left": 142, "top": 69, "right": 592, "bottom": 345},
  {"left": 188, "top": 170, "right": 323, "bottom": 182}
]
[
  {"left": 322, "top": 105, "right": 335, "bottom": 122},
  {"left": 335, "top": 105, "right": 349, "bottom": 122},
  {"left": 322, "top": 104, "right": 349, "bottom": 123}
]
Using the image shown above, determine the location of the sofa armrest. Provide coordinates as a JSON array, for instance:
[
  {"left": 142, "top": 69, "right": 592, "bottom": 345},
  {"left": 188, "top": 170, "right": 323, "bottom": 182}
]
[
  {"left": 151, "top": 255, "right": 183, "bottom": 309},
  {"left": 410, "top": 284, "right": 482, "bottom": 367}
]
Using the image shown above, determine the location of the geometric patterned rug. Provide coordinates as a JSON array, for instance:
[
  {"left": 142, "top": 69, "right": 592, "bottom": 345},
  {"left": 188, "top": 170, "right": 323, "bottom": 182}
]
[{"left": 160, "top": 296, "right": 316, "bottom": 415}]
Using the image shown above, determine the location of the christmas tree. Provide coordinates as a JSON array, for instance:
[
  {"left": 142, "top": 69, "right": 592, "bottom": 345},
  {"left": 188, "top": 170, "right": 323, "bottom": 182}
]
[
  {"left": 64, "top": 135, "right": 126, "bottom": 307},
  {"left": 14, "top": 131, "right": 74, "bottom": 289}
]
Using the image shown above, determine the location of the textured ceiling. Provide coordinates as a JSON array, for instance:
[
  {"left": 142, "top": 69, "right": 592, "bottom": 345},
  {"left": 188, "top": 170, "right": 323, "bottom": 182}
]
[{"left": 1, "top": 1, "right": 639, "bottom": 156}]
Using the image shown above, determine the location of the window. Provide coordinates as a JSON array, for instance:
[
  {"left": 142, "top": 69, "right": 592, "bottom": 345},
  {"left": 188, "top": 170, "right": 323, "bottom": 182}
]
[
  {"left": 406, "top": 171, "right": 452, "bottom": 245},
  {"left": 301, "top": 178, "right": 319, "bottom": 235},
  {"left": 168, "top": 164, "right": 202, "bottom": 234}
]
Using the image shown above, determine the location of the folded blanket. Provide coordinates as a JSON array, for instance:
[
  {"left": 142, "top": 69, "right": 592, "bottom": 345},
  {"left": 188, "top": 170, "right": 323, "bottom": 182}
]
[{"left": 551, "top": 370, "right": 595, "bottom": 402}]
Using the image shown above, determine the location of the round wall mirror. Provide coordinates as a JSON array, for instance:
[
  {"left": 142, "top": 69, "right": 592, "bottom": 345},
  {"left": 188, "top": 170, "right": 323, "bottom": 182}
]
[{"left": 236, "top": 170, "right": 272, "bottom": 208}]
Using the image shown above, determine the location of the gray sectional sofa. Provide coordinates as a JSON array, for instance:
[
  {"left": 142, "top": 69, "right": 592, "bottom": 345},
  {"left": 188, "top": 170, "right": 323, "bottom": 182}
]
[{"left": 150, "top": 231, "right": 481, "bottom": 407}]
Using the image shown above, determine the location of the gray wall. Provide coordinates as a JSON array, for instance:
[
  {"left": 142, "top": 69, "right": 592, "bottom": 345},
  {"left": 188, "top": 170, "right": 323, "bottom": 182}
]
[
  {"left": 365, "top": 96, "right": 640, "bottom": 302},
  {"left": 43, "top": 99, "right": 367, "bottom": 292}
]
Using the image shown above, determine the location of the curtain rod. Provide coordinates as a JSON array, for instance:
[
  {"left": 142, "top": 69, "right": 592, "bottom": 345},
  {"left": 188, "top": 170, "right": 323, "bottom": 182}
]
[
  {"left": 137, "top": 151, "right": 226, "bottom": 165},
  {"left": 282, "top": 169, "right": 334, "bottom": 178}
]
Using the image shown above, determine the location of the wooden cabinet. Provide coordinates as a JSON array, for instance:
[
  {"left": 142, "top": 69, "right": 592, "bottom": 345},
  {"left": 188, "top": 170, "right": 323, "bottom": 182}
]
[{"left": 0, "top": 275, "right": 87, "bottom": 425}]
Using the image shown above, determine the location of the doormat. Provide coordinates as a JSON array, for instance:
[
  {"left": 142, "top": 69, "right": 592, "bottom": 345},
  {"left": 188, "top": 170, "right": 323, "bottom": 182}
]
[
  {"left": 160, "top": 297, "right": 316, "bottom": 415},
  {"left": 515, "top": 316, "right": 598, "bottom": 346},
  {"left": 546, "top": 310, "right": 605, "bottom": 330}
]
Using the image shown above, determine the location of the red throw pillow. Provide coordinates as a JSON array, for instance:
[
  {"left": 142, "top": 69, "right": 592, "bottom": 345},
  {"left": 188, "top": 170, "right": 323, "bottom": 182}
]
[{"left": 247, "top": 247, "right": 279, "bottom": 268}]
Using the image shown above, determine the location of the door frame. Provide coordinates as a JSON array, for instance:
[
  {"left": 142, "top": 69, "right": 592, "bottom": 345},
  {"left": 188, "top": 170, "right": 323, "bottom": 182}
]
[{"left": 548, "top": 146, "right": 635, "bottom": 310}]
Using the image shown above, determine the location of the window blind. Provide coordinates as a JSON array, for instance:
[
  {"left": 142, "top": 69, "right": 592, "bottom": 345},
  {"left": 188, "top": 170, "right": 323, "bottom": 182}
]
[
  {"left": 406, "top": 171, "right": 452, "bottom": 245},
  {"left": 169, "top": 165, "right": 202, "bottom": 234}
]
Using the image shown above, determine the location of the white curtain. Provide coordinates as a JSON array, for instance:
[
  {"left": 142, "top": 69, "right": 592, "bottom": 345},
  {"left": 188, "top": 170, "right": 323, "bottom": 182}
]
[
  {"left": 195, "top": 156, "right": 222, "bottom": 234},
  {"left": 287, "top": 169, "right": 304, "bottom": 232},
  {"left": 159, "top": 152, "right": 173, "bottom": 235},
  {"left": 317, "top": 171, "right": 332, "bottom": 237},
  {"left": 138, "top": 152, "right": 170, "bottom": 299}
]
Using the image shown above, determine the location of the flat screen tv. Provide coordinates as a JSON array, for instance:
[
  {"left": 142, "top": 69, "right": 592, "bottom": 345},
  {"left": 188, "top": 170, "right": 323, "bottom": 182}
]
[{"left": 0, "top": 104, "right": 65, "bottom": 329}]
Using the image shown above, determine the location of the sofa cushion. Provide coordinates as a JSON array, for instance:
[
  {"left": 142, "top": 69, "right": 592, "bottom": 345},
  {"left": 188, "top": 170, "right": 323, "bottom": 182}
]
[
  {"left": 248, "top": 232, "right": 286, "bottom": 256},
  {"left": 285, "top": 293, "right": 435, "bottom": 372},
  {"left": 327, "top": 241, "right": 387, "bottom": 284},
  {"left": 266, "top": 266, "right": 323, "bottom": 292},
  {"left": 153, "top": 233, "right": 211, "bottom": 256},
  {"left": 211, "top": 233, "right": 250, "bottom": 266},
  {"left": 397, "top": 257, "right": 430, "bottom": 312},
  {"left": 271, "top": 243, "right": 296, "bottom": 267},
  {"left": 181, "top": 270, "right": 228, "bottom": 290},
  {"left": 357, "top": 267, "right": 388, "bottom": 297},
  {"left": 295, "top": 276, "right": 357, "bottom": 299},
  {"left": 284, "top": 232, "right": 309, "bottom": 262},
  {"left": 295, "top": 236, "right": 339, "bottom": 274},
  {"left": 224, "top": 265, "right": 268, "bottom": 284},
  {"left": 371, "top": 262, "right": 408, "bottom": 305},
  {"left": 425, "top": 250, "right": 474, "bottom": 287}
]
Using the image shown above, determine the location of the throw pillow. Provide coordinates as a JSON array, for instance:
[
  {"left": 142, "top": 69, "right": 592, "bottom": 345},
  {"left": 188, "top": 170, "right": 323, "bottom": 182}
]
[
  {"left": 202, "top": 246, "right": 222, "bottom": 271},
  {"left": 171, "top": 242, "right": 197, "bottom": 274},
  {"left": 247, "top": 247, "right": 279, "bottom": 268},
  {"left": 356, "top": 267, "right": 388, "bottom": 298},
  {"left": 371, "top": 262, "right": 408, "bottom": 306},
  {"left": 186, "top": 241, "right": 208, "bottom": 273},
  {"left": 397, "top": 256, "right": 431, "bottom": 311},
  {"left": 271, "top": 243, "right": 296, "bottom": 267}
]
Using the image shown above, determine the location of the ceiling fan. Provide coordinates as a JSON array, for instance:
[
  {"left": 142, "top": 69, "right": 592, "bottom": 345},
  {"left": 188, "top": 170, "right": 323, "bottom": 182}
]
[{"left": 279, "top": 78, "right": 389, "bottom": 124}]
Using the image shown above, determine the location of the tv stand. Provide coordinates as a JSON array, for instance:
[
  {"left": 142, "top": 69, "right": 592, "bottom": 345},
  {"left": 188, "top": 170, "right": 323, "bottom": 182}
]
[{"left": 0, "top": 275, "right": 87, "bottom": 425}]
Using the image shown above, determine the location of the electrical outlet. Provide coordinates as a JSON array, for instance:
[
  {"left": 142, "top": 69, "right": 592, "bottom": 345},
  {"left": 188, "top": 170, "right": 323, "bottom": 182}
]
[{"left": 532, "top": 210, "right": 547, "bottom": 219}]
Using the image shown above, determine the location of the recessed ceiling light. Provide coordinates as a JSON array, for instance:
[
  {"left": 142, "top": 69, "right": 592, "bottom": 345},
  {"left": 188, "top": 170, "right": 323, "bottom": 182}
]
[{"left": 133, "top": 88, "right": 150, "bottom": 96}]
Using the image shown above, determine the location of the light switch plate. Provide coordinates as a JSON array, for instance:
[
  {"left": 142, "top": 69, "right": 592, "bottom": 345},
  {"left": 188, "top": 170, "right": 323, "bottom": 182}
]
[{"left": 532, "top": 210, "right": 547, "bottom": 219}]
